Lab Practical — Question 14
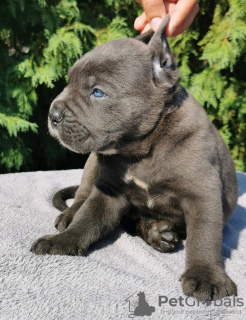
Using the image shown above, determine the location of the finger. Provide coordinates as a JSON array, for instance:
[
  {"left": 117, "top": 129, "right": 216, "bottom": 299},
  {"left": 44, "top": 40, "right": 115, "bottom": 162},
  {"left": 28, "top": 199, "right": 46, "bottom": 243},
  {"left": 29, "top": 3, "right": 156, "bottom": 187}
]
[
  {"left": 140, "top": 23, "right": 151, "bottom": 34},
  {"left": 172, "top": 0, "right": 198, "bottom": 21},
  {"left": 164, "top": 0, "right": 177, "bottom": 14},
  {"left": 141, "top": 0, "right": 166, "bottom": 31},
  {"left": 166, "top": 0, "right": 199, "bottom": 37},
  {"left": 134, "top": 12, "right": 148, "bottom": 30},
  {"left": 167, "top": 3, "right": 199, "bottom": 36}
]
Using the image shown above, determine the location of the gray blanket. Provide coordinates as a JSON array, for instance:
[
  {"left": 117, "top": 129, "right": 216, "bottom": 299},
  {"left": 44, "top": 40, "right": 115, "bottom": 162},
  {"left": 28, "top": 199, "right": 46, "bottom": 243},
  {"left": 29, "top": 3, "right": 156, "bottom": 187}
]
[{"left": 0, "top": 169, "right": 246, "bottom": 320}]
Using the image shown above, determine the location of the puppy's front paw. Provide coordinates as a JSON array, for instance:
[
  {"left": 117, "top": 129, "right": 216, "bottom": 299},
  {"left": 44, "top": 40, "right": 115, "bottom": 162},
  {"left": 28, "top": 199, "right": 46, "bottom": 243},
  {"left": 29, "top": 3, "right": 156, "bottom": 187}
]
[
  {"left": 181, "top": 265, "right": 237, "bottom": 301},
  {"left": 30, "top": 234, "right": 86, "bottom": 256},
  {"left": 54, "top": 210, "right": 75, "bottom": 232}
]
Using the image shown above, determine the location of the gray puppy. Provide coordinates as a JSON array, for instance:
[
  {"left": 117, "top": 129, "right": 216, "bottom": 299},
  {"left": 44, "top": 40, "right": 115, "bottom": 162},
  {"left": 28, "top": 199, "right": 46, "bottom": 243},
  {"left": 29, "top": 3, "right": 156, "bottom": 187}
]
[{"left": 31, "top": 16, "right": 238, "bottom": 302}]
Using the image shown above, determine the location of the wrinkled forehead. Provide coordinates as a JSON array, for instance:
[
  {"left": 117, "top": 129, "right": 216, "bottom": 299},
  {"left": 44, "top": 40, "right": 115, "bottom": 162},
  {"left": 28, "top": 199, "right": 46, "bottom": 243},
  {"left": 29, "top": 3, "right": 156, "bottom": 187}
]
[{"left": 68, "top": 38, "right": 151, "bottom": 87}]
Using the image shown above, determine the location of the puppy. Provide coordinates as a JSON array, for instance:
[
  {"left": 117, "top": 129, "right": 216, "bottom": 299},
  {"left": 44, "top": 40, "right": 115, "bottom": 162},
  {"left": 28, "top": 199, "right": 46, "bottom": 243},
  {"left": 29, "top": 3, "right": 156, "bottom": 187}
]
[{"left": 31, "top": 16, "right": 238, "bottom": 302}]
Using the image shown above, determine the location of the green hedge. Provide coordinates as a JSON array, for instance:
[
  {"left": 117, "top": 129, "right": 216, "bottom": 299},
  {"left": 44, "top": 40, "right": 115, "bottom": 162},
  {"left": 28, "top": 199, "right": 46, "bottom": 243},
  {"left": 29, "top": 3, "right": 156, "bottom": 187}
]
[{"left": 0, "top": 0, "right": 245, "bottom": 172}]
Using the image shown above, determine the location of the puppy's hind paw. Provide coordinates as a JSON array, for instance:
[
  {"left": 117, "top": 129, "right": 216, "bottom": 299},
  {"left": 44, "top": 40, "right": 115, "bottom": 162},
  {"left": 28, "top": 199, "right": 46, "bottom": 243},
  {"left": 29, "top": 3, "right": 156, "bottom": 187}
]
[
  {"left": 137, "top": 220, "right": 179, "bottom": 253},
  {"left": 147, "top": 221, "right": 179, "bottom": 252}
]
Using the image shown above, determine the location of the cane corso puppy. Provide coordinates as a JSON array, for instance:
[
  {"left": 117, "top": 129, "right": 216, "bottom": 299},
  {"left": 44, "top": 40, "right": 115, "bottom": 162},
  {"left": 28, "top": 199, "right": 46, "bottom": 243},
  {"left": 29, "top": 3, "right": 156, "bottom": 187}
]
[{"left": 31, "top": 16, "right": 238, "bottom": 301}]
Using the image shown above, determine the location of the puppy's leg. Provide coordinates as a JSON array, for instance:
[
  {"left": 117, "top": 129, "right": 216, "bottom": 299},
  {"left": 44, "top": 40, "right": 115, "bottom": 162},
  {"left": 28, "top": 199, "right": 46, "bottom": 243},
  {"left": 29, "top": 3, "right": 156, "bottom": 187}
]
[
  {"left": 55, "top": 152, "right": 99, "bottom": 232},
  {"left": 181, "top": 194, "right": 237, "bottom": 301},
  {"left": 136, "top": 219, "right": 179, "bottom": 252},
  {"left": 31, "top": 186, "right": 130, "bottom": 256}
]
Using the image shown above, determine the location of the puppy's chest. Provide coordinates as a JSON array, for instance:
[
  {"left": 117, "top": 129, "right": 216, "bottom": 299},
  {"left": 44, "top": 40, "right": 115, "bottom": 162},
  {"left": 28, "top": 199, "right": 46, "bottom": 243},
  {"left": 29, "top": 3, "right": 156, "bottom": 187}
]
[
  {"left": 99, "top": 155, "right": 180, "bottom": 214},
  {"left": 123, "top": 172, "right": 155, "bottom": 210},
  {"left": 122, "top": 167, "right": 178, "bottom": 214}
]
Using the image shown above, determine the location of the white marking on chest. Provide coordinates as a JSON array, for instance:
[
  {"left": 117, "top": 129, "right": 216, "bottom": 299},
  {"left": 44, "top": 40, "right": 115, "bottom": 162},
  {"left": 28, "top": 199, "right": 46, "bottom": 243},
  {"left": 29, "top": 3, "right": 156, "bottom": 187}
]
[
  {"left": 124, "top": 174, "right": 155, "bottom": 210},
  {"left": 124, "top": 174, "right": 149, "bottom": 191},
  {"left": 147, "top": 198, "right": 155, "bottom": 209},
  {"left": 98, "top": 148, "right": 118, "bottom": 155}
]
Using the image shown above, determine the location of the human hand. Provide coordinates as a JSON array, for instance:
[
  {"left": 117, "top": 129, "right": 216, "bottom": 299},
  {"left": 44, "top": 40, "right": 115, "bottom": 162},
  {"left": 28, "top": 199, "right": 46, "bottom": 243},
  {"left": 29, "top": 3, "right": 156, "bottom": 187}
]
[{"left": 134, "top": 0, "right": 199, "bottom": 37}]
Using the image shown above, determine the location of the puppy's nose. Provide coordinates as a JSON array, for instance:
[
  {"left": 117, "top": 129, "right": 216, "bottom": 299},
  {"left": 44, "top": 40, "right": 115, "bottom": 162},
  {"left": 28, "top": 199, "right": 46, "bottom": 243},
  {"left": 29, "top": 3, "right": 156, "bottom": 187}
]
[
  {"left": 50, "top": 111, "right": 63, "bottom": 127},
  {"left": 49, "top": 102, "right": 65, "bottom": 128}
]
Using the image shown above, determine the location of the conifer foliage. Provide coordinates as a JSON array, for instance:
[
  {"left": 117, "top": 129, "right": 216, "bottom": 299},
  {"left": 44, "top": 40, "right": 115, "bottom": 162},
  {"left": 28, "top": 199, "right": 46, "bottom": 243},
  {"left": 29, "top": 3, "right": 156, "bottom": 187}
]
[{"left": 0, "top": 0, "right": 245, "bottom": 172}]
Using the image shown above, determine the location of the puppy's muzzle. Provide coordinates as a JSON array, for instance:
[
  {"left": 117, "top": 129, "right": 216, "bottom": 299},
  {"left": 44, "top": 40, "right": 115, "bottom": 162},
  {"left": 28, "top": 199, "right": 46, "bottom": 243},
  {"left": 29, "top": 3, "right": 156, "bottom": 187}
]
[{"left": 49, "top": 101, "right": 65, "bottom": 128}]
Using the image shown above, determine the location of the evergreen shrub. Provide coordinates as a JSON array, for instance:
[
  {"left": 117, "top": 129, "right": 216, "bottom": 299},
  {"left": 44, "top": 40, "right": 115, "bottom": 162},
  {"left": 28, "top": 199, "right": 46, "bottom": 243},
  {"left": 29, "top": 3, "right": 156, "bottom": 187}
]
[{"left": 0, "top": 0, "right": 245, "bottom": 172}]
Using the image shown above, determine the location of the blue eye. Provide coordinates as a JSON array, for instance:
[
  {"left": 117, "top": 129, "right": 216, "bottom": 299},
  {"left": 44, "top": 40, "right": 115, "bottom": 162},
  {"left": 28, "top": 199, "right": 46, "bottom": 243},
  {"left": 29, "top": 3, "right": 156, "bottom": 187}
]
[{"left": 92, "top": 88, "right": 106, "bottom": 98}]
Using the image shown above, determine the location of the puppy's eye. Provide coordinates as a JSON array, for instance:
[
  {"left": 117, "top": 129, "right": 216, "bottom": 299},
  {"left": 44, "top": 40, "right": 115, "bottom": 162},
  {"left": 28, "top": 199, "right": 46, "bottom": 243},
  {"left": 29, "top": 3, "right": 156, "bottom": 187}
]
[{"left": 92, "top": 88, "right": 106, "bottom": 98}]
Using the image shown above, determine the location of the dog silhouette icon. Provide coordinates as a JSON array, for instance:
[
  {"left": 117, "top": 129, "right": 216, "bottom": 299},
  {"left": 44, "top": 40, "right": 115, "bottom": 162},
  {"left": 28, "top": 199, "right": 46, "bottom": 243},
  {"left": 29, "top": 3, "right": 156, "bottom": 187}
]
[{"left": 134, "top": 292, "right": 155, "bottom": 316}]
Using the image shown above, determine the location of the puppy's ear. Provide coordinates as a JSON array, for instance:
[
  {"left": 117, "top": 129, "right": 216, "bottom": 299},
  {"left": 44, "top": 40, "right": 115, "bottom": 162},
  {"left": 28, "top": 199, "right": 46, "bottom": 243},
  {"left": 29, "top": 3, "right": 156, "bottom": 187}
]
[
  {"left": 135, "top": 29, "right": 154, "bottom": 44},
  {"left": 148, "top": 15, "right": 175, "bottom": 76}
]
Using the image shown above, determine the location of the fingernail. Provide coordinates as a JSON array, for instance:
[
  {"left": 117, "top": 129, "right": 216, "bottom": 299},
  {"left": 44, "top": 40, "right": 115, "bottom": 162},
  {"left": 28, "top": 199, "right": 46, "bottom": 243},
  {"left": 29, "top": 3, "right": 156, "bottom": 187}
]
[{"left": 150, "top": 17, "right": 162, "bottom": 31}]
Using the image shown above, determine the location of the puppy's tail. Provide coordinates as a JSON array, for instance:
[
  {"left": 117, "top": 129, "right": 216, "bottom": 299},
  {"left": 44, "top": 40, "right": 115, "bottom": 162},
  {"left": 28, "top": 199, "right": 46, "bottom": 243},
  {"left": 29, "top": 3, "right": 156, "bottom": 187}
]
[{"left": 52, "top": 186, "right": 79, "bottom": 211}]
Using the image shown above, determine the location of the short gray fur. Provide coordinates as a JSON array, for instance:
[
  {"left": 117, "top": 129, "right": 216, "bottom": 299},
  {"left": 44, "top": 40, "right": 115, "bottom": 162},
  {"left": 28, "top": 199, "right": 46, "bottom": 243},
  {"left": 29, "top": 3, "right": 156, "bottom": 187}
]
[{"left": 31, "top": 15, "right": 238, "bottom": 302}]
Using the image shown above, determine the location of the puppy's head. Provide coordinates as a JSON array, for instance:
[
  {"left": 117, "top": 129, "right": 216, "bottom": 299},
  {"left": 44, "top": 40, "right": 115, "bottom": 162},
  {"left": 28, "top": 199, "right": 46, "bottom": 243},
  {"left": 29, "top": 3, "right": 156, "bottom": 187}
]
[{"left": 48, "top": 15, "right": 180, "bottom": 154}]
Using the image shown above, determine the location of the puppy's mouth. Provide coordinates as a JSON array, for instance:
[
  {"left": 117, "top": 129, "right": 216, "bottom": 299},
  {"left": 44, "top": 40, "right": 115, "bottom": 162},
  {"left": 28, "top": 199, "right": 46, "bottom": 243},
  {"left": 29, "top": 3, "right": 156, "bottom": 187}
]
[{"left": 48, "top": 117, "right": 90, "bottom": 153}]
